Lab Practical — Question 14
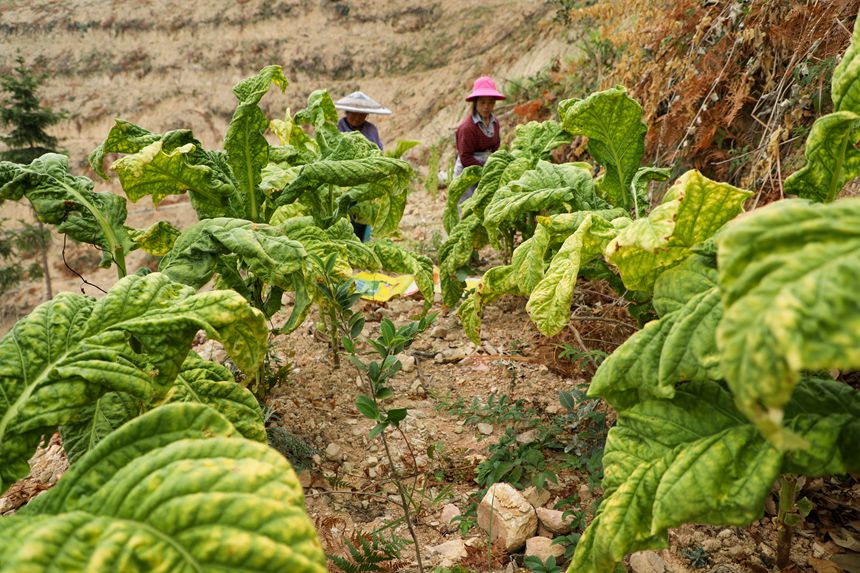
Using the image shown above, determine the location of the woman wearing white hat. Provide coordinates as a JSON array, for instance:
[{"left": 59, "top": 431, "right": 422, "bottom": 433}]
[
  {"left": 334, "top": 91, "right": 392, "bottom": 151},
  {"left": 334, "top": 91, "right": 392, "bottom": 241}
]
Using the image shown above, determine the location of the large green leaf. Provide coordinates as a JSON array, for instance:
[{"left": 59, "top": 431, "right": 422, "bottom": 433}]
[
  {"left": 526, "top": 214, "right": 617, "bottom": 336},
  {"left": 456, "top": 237, "right": 537, "bottom": 344},
  {"left": 571, "top": 377, "right": 859, "bottom": 573},
  {"left": 782, "top": 378, "right": 860, "bottom": 475},
  {"left": 279, "top": 156, "right": 411, "bottom": 204},
  {"left": 443, "top": 165, "right": 482, "bottom": 234},
  {"left": 460, "top": 151, "right": 531, "bottom": 219},
  {"left": 832, "top": 12, "right": 860, "bottom": 113},
  {"left": 0, "top": 273, "right": 268, "bottom": 494},
  {"left": 439, "top": 215, "right": 485, "bottom": 307},
  {"left": 111, "top": 140, "right": 237, "bottom": 217},
  {"left": 605, "top": 170, "right": 751, "bottom": 292},
  {"left": 1, "top": 403, "right": 326, "bottom": 572},
  {"left": 61, "top": 353, "right": 264, "bottom": 465},
  {"left": 455, "top": 209, "right": 626, "bottom": 342},
  {"left": 157, "top": 352, "right": 266, "bottom": 443},
  {"left": 368, "top": 240, "right": 434, "bottom": 311},
  {"left": 589, "top": 254, "right": 721, "bottom": 409},
  {"left": 159, "top": 217, "right": 311, "bottom": 329},
  {"left": 716, "top": 198, "right": 860, "bottom": 446},
  {"left": 482, "top": 161, "right": 605, "bottom": 248},
  {"left": 560, "top": 86, "right": 646, "bottom": 209},
  {"left": 60, "top": 392, "right": 142, "bottom": 465},
  {"left": 783, "top": 112, "right": 860, "bottom": 202},
  {"left": 127, "top": 220, "right": 181, "bottom": 257},
  {"left": 88, "top": 119, "right": 179, "bottom": 180},
  {"left": 294, "top": 89, "right": 339, "bottom": 136},
  {"left": 225, "top": 65, "right": 288, "bottom": 222},
  {"left": 510, "top": 120, "right": 573, "bottom": 160},
  {"left": 571, "top": 381, "right": 780, "bottom": 573},
  {"left": 0, "top": 153, "right": 135, "bottom": 271},
  {"left": 784, "top": 16, "right": 860, "bottom": 202}
]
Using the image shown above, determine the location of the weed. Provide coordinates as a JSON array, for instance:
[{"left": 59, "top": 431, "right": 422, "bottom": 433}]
[
  {"left": 476, "top": 428, "right": 558, "bottom": 490},
  {"left": 437, "top": 393, "right": 539, "bottom": 427},
  {"left": 557, "top": 343, "right": 608, "bottom": 370},
  {"left": 680, "top": 546, "right": 711, "bottom": 569},
  {"left": 552, "top": 533, "right": 582, "bottom": 560},
  {"left": 523, "top": 555, "right": 563, "bottom": 573},
  {"left": 328, "top": 531, "right": 409, "bottom": 573}
]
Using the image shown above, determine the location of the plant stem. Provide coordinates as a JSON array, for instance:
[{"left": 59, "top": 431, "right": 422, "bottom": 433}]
[
  {"left": 328, "top": 306, "right": 340, "bottom": 368},
  {"left": 776, "top": 475, "right": 798, "bottom": 569},
  {"left": 379, "top": 429, "right": 424, "bottom": 573}
]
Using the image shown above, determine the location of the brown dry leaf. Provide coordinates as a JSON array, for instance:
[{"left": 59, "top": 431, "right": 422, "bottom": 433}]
[
  {"left": 832, "top": 529, "right": 860, "bottom": 552},
  {"left": 832, "top": 552, "right": 860, "bottom": 573},
  {"left": 809, "top": 558, "right": 844, "bottom": 573}
]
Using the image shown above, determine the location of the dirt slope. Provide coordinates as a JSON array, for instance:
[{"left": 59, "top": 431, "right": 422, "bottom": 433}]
[{"left": 1, "top": 0, "right": 572, "bottom": 164}]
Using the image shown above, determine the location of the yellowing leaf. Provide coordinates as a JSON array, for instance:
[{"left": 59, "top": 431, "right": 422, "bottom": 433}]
[{"left": 605, "top": 170, "right": 751, "bottom": 292}]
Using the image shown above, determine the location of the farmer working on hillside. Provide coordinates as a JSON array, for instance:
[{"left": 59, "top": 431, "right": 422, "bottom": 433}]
[
  {"left": 334, "top": 91, "right": 391, "bottom": 241},
  {"left": 454, "top": 76, "right": 505, "bottom": 204}
]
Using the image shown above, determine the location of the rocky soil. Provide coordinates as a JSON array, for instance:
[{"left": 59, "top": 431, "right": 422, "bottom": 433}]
[{"left": 1, "top": 2, "right": 859, "bottom": 572}]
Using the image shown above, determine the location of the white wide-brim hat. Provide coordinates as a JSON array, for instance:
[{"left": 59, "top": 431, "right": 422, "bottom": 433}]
[{"left": 334, "top": 91, "right": 392, "bottom": 115}]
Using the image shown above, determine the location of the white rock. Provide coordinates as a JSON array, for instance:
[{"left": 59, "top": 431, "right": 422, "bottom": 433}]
[
  {"left": 398, "top": 353, "right": 416, "bottom": 373},
  {"left": 522, "top": 486, "right": 552, "bottom": 508},
  {"left": 324, "top": 443, "right": 342, "bottom": 462},
  {"left": 629, "top": 550, "right": 666, "bottom": 573},
  {"left": 536, "top": 507, "right": 574, "bottom": 535},
  {"left": 525, "top": 536, "right": 565, "bottom": 562},
  {"left": 440, "top": 503, "right": 461, "bottom": 532},
  {"left": 477, "top": 483, "right": 538, "bottom": 552},
  {"left": 428, "top": 539, "right": 467, "bottom": 567},
  {"left": 430, "top": 326, "right": 448, "bottom": 339},
  {"left": 453, "top": 426, "right": 464, "bottom": 434},
  {"left": 477, "top": 423, "right": 494, "bottom": 436},
  {"left": 516, "top": 429, "right": 539, "bottom": 445}
]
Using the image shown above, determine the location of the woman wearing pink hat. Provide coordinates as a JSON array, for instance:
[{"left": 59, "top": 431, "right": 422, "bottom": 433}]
[{"left": 454, "top": 76, "right": 506, "bottom": 203}]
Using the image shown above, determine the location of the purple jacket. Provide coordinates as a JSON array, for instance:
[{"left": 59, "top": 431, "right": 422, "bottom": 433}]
[{"left": 337, "top": 117, "right": 384, "bottom": 150}]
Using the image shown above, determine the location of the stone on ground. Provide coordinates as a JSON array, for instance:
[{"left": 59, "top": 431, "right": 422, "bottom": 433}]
[
  {"left": 428, "top": 539, "right": 467, "bottom": 567},
  {"left": 525, "top": 536, "right": 565, "bottom": 562},
  {"left": 536, "top": 507, "right": 574, "bottom": 535},
  {"left": 477, "top": 483, "right": 538, "bottom": 552},
  {"left": 629, "top": 550, "right": 667, "bottom": 573},
  {"left": 440, "top": 503, "right": 461, "bottom": 532}
]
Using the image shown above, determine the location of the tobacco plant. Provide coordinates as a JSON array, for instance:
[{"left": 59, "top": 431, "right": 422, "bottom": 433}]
[
  {"left": 439, "top": 87, "right": 747, "bottom": 342},
  {"left": 570, "top": 19, "right": 860, "bottom": 570},
  {"left": 1, "top": 66, "right": 433, "bottom": 337},
  {"left": 0, "top": 403, "right": 327, "bottom": 572},
  {"left": 0, "top": 271, "right": 270, "bottom": 485}
]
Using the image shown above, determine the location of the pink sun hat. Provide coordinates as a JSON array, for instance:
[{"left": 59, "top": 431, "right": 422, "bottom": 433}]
[{"left": 465, "top": 76, "right": 506, "bottom": 101}]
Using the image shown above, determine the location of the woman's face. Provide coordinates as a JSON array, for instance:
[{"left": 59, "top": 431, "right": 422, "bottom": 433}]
[
  {"left": 475, "top": 97, "right": 496, "bottom": 119},
  {"left": 345, "top": 111, "right": 368, "bottom": 127}
]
